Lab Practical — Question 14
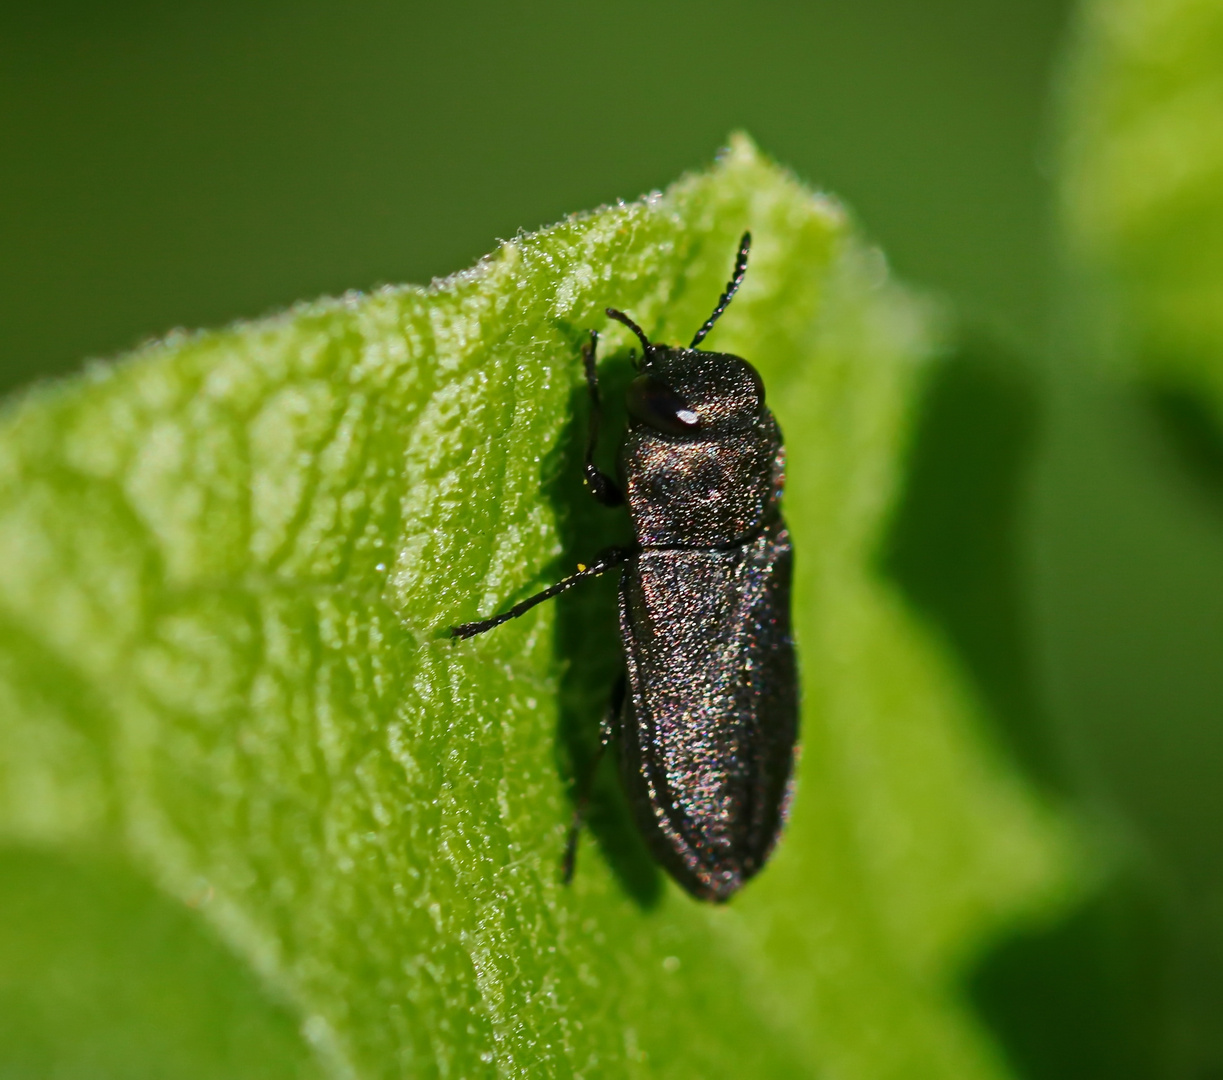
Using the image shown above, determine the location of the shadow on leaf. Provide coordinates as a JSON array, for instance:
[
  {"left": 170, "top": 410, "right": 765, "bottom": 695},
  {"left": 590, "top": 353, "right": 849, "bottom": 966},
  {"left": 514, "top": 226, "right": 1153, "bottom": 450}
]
[
  {"left": 1145, "top": 382, "right": 1223, "bottom": 508},
  {"left": 880, "top": 333, "right": 1061, "bottom": 790},
  {"left": 881, "top": 335, "right": 1176, "bottom": 1078},
  {"left": 542, "top": 339, "right": 663, "bottom": 910},
  {"left": 968, "top": 876, "right": 1168, "bottom": 1080}
]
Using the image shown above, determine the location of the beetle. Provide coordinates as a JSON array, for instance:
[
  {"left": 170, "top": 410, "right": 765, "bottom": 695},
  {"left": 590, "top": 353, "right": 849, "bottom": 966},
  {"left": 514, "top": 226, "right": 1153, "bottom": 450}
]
[{"left": 451, "top": 233, "right": 798, "bottom": 902}]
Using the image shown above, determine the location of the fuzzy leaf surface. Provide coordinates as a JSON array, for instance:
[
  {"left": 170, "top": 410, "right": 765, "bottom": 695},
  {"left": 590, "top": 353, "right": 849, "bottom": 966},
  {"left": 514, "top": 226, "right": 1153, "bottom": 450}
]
[{"left": 0, "top": 136, "right": 1077, "bottom": 1078}]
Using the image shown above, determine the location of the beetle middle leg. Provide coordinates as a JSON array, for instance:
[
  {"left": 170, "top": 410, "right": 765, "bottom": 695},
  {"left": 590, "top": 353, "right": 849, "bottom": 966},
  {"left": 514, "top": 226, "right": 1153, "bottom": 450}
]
[
  {"left": 581, "top": 330, "right": 624, "bottom": 507},
  {"left": 449, "top": 545, "right": 635, "bottom": 639},
  {"left": 562, "top": 672, "right": 625, "bottom": 884}
]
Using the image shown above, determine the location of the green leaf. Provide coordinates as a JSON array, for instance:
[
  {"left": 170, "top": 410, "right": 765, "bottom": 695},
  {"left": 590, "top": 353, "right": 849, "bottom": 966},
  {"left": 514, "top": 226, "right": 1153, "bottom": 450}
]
[
  {"left": 0, "top": 134, "right": 1079, "bottom": 1078},
  {"left": 1062, "top": 0, "right": 1223, "bottom": 409}
]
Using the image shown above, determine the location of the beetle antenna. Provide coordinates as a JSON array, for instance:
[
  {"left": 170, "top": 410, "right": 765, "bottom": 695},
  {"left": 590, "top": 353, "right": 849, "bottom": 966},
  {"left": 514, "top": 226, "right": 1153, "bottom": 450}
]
[
  {"left": 690, "top": 231, "right": 751, "bottom": 349},
  {"left": 605, "top": 307, "right": 653, "bottom": 357}
]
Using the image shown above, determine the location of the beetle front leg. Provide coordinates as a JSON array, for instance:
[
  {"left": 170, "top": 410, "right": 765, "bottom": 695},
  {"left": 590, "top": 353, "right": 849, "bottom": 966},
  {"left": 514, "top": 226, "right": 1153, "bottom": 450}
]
[
  {"left": 562, "top": 672, "right": 625, "bottom": 884},
  {"left": 581, "top": 330, "right": 624, "bottom": 508}
]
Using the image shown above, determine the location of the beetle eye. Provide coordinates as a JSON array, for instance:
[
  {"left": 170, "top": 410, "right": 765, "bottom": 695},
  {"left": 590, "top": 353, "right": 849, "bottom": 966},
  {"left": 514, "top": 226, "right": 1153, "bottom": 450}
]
[{"left": 626, "top": 374, "right": 702, "bottom": 435}]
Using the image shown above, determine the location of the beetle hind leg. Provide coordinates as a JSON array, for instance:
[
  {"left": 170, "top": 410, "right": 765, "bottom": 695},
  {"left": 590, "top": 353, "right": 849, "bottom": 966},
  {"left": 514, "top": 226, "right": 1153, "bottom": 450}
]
[{"left": 562, "top": 672, "right": 626, "bottom": 884}]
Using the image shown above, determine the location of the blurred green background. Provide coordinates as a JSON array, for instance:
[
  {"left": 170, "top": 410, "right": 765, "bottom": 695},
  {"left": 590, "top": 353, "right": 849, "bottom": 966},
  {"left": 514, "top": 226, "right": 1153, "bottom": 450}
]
[{"left": 4, "top": 1, "right": 1223, "bottom": 1076}]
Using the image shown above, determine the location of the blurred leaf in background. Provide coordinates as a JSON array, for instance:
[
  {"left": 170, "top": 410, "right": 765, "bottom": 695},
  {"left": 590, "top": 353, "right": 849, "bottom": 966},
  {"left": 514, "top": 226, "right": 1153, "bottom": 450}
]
[
  {"left": 1063, "top": 0, "right": 1223, "bottom": 408},
  {"left": 1036, "top": 0, "right": 1223, "bottom": 1073},
  {"left": 0, "top": 0, "right": 1066, "bottom": 391}
]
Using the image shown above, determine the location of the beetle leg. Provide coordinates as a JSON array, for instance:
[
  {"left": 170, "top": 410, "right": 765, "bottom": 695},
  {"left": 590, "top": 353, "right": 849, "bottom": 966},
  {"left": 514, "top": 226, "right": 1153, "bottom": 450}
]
[
  {"left": 581, "top": 330, "right": 624, "bottom": 507},
  {"left": 562, "top": 673, "right": 626, "bottom": 884},
  {"left": 449, "top": 545, "right": 636, "bottom": 639}
]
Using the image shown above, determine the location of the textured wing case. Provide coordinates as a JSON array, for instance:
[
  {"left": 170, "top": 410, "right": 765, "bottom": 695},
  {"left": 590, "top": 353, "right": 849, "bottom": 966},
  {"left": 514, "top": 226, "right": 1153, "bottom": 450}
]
[{"left": 617, "top": 518, "right": 798, "bottom": 900}]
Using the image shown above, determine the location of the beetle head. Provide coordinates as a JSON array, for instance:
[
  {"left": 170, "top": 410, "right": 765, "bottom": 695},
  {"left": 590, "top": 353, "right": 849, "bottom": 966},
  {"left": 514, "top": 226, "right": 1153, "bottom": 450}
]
[
  {"left": 605, "top": 231, "right": 764, "bottom": 438},
  {"left": 625, "top": 347, "right": 765, "bottom": 436}
]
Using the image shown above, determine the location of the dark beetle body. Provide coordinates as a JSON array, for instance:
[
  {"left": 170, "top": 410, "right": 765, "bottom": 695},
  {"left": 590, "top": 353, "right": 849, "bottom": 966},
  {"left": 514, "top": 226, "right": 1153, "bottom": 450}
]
[
  {"left": 452, "top": 234, "right": 798, "bottom": 902},
  {"left": 616, "top": 340, "right": 797, "bottom": 901}
]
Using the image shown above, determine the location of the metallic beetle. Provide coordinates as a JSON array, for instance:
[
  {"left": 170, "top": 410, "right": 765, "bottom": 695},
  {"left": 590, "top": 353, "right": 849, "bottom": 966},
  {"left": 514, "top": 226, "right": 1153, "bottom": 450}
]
[{"left": 451, "top": 234, "right": 798, "bottom": 901}]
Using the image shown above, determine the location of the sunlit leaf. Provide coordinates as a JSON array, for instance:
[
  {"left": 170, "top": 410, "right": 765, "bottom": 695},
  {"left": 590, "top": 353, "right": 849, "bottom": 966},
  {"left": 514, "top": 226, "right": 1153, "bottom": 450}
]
[{"left": 0, "top": 135, "right": 1077, "bottom": 1078}]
